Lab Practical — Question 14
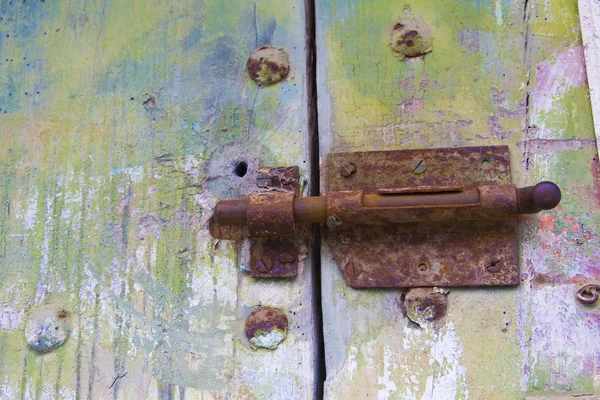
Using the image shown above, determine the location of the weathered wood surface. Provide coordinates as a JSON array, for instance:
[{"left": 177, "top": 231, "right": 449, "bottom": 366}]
[
  {"left": 0, "top": 1, "right": 315, "bottom": 399},
  {"left": 579, "top": 0, "right": 600, "bottom": 153},
  {"left": 317, "top": 0, "right": 600, "bottom": 398}
]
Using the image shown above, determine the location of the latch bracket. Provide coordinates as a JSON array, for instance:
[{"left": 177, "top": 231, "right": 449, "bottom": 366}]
[{"left": 324, "top": 146, "right": 519, "bottom": 288}]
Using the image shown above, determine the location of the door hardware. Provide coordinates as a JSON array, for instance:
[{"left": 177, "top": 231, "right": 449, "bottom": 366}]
[{"left": 211, "top": 146, "right": 561, "bottom": 287}]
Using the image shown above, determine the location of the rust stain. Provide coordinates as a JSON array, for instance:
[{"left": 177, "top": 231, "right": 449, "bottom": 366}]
[
  {"left": 540, "top": 213, "right": 556, "bottom": 232},
  {"left": 592, "top": 156, "right": 600, "bottom": 207}
]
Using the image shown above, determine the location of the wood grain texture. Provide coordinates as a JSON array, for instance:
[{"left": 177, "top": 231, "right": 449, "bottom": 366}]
[
  {"left": 579, "top": 0, "right": 600, "bottom": 153},
  {"left": 316, "top": 0, "right": 600, "bottom": 398},
  {"left": 0, "top": 1, "right": 314, "bottom": 398}
]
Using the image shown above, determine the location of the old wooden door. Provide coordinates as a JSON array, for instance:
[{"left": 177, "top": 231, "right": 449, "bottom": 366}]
[
  {"left": 2, "top": 0, "right": 600, "bottom": 399},
  {"left": 0, "top": 1, "right": 317, "bottom": 398},
  {"left": 316, "top": 0, "right": 600, "bottom": 399}
]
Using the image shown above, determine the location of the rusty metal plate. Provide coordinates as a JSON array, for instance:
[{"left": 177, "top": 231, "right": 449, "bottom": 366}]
[
  {"left": 325, "top": 146, "right": 511, "bottom": 193},
  {"left": 250, "top": 237, "right": 299, "bottom": 278},
  {"left": 324, "top": 146, "right": 519, "bottom": 288},
  {"left": 250, "top": 166, "right": 301, "bottom": 278}
]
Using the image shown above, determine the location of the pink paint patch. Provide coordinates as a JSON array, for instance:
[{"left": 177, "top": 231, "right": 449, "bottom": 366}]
[
  {"left": 399, "top": 98, "right": 423, "bottom": 115},
  {"left": 534, "top": 46, "right": 587, "bottom": 110},
  {"left": 540, "top": 213, "right": 556, "bottom": 232},
  {"left": 491, "top": 87, "right": 505, "bottom": 104},
  {"left": 399, "top": 77, "right": 414, "bottom": 92}
]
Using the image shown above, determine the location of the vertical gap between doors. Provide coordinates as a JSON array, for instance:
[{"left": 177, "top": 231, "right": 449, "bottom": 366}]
[{"left": 304, "top": 0, "right": 326, "bottom": 397}]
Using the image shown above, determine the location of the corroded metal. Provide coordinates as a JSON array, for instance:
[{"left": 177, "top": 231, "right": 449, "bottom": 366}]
[
  {"left": 325, "top": 146, "right": 521, "bottom": 288},
  {"left": 329, "top": 219, "right": 519, "bottom": 287},
  {"left": 211, "top": 146, "right": 562, "bottom": 287},
  {"left": 248, "top": 192, "right": 296, "bottom": 237},
  {"left": 250, "top": 237, "right": 299, "bottom": 278},
  {"left": 403, "top": 288, "right": 448, "bottom": 327},
  {"left": 390, "top": 17, "right": 433, "bottom": 59},
  {"left": 245, "top": 307, "right": 288, "bottom": 350},
  {"left": 246, "top": 46, "right": 290, "bottom": 85},
  {"left": 249, "top": 167, "right": 301, "bottom": 278},
  {"left": 213, "top": 183, "right": 559, "bottom": 227},
  {"left": 576, "top": 284, "right": 599, "bottom": 305}
]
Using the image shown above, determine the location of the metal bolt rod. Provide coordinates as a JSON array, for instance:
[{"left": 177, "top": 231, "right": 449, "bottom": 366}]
[{"left": 213, "top": 182, "right": 561, "bottom": 227}]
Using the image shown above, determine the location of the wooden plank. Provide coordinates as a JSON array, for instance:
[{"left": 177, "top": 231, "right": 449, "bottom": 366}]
[
  {"left": 579, "top": 0, "right": 600, "bottom": 153},
  {"left": 0, "top": 1, "right": 315, "bottom": 398},
  {"left": 316, "top": 0, "right": 600, "bottom": 398}
]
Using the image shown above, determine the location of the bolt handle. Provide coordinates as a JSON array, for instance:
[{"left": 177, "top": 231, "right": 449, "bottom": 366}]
[{"left": 517, "top": 181, "right": 561, "bottom": 214}]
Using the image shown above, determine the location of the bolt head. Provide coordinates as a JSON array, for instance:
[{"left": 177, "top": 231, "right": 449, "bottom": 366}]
[
  {"left": 390, "top": 17, "right": 433, "bottom": 59},
  {"left": 486, "top": 260, "right": 502, "bottom": 273},
  {"left": 246, "top": 46, "right": 290, "bottom": 85},
  {"left": 256, "top": 257, "right": 273, "bottom": 273},
  {"left": 340, "top": 162, "right": 357, "bottom": 177},
  {"left": 279, "top": 252, "right": 294, "bottom": 263},
  {"left": 25, "top": 305, "right": 71, "bottom": 353},
  {"left": 345, "top": 261, "right": 362, "bottom": 277},
  {"left": 245, "top": 307, "right": 288, "bottom": 350},
  {"left": 410, "top": 159, "right": 426, "bottom": 174}
]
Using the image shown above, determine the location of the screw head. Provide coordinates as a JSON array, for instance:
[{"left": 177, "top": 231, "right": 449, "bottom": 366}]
[
  {"left": 345, "top": 261, "right": 362, "bottom": 277},
  {"left": 279, "top": 252, "right": 294, "bottom": 263},
  {"left": 340, "top": 162, "right": 357, "bottom": 177},
  {"left": 410, "top": 159, "right": 426, "bottom": 174},
  {"left": 256, "top": 257, "right": 273, "bottom": 273},
  {"left": 486, "top": 260, "right": 502, "bottom": 273}
]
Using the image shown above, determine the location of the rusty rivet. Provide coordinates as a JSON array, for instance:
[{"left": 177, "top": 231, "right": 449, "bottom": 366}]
[
  {"left": 390, "top": 17, "right": 433, "bottom": 60},
  {"left": 279, "top": 252, "right": 294, "bottom": 263},
  {"left": 245, "top": 307, "right": 288, "bottom": 350},
  {"left": 410, "top": 159, "right": 426, "bottom": 174},
  {"left": 246, "top": 46, "right": 290, "bottom": 86},
  {"left": 340, "top": 162, "right": 357, "bottom": 177},
  {"left": 486, "top": 260, "right": 502, "bottom": 273},
  {"left": 25, "top": 305, "right": 72, "bottom": 353},
  {"left": 256, "top": 257, "right": 273, "bottom": 273},
  {"left": 576, "top": 284, "right": 599, "bottom": 305},
  {"left": 345, "top": 261, "right": 362, "bottom": 277},
  {"left": 418, "top": 263, "right": 428, "bottom": 272}
]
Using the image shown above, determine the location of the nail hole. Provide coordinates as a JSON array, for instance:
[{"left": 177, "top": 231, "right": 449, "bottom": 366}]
[
  {"left": 234, "top": 161, "right": 248, "bottom": 177},
  {"left": 418, "top": 263, "right": 428, "bottom": 272}
]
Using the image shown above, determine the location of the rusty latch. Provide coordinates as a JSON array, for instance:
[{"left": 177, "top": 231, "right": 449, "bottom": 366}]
[
  {"left": 213, "top": 182, "right": 559, "bottom": 229},
  {"left": 211, "top": 146, "right": 561, "bottom": 288}
]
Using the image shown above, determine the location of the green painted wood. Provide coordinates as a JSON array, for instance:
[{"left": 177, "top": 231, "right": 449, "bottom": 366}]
[
  {"left": 316, "top": 0, "right": 600, "bottom": 398},
  {"left": 0, "top": 1, "right": 315, "bottom": 398}
]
